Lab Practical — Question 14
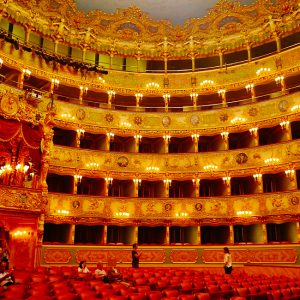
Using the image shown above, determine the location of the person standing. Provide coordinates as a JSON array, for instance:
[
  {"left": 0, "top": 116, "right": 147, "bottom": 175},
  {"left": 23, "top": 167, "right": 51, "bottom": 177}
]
[
  {"left": 131, "top": 243, "right": 141, "bottom": 268},
  {"left": 223, "top": 247, "right": 232, "bottom": 274}
]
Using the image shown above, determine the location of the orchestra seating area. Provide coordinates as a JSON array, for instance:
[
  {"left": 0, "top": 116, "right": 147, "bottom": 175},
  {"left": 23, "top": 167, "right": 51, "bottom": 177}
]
[{"left": 1, "top": 267, "right": 300, "bottom": 300}]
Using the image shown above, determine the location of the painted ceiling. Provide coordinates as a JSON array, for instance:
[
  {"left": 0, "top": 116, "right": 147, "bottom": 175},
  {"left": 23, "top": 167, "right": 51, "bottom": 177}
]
[{"left": 75, "top": 0, "right": 256, "bottom": 25}]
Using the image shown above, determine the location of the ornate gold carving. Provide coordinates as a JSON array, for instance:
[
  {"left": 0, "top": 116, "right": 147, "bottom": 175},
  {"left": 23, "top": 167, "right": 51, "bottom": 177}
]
[
  {"left": 7, "top": 0, "right": 300, "bottom": 59},
  {"left": 0, "top": 90, "right": 19, "bottom": 116},
  {"left": 45, "top": 191, "right": 300, "bottom": 225},
  {"left": 0, "top": 186, "right": 43, "bottom": 211}
]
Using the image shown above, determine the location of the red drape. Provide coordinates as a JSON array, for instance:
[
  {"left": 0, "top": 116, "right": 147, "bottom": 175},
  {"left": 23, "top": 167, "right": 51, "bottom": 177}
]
[{"left": 0, "top": 118, "right": 21, "bottom": 142}]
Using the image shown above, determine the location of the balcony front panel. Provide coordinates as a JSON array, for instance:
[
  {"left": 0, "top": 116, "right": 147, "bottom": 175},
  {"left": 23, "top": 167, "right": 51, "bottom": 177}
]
[
  {"left": 50, "top": 140, "right": 300, "bottom": 177},
  {"left": 45, "top": 191, "right": 300, "bottom": 225}
]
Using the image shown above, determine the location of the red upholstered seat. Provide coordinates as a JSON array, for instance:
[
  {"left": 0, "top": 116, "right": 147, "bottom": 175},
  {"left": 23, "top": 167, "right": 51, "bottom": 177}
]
[
  {"left": 148, "top": 291, "right": 162, "bottom": 300},
  {"left": 178, "top": 294, "right": 196, "bottom": 300},
  {"left": 195, "top": 293, "right": 211, "bottom": 300}
]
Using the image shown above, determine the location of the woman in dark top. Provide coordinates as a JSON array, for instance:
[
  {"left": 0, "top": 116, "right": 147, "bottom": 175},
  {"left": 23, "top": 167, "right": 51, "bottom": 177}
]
[{"left": 131, "top": 243, "right": 141, "bottom": 268}]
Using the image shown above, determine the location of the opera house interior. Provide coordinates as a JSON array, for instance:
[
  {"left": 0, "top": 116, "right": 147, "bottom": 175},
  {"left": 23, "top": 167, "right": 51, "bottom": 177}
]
[{"left": 0, "top": 0, "right": 300, "bottom": 296}]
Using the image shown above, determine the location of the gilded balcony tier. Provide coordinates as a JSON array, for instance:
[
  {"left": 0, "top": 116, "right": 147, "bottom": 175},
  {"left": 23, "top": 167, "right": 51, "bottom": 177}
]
[
  {"left": 45, "top": 191, "right": 300, "bottom": 225},
  {"left": 50, "top": 140, "right": 300, "bottom": 178},
  {"left": 3, "top": 0, "right": 300, "bottom": 59},
  {"left": 51, "top": 93, "right": 299, "bottom": 134},
  {"left": 1, "top": 42, "right": 300, "bottom": 96}
]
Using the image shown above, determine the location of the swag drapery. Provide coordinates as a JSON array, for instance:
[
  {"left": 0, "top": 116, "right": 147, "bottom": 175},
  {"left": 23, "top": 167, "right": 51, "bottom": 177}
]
[{"left": 0, "top": 117, "right": 42, "bottom": 170}]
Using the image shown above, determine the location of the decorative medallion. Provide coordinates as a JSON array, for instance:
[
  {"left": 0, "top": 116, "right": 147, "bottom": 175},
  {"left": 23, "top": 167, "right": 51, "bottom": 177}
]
[
  {"left": 195, "top": 203, "right": 203, "bottom": 211},
  {"left": 165, "top": 203, "right": 172, "bottom": 211},
  {"left": 105, "top": 113, "right": 114, "bottom": 123},
  {"left": 236, "top": 153, "right": 248, "bottom": 164},
  {"left": 117, "top": 156, "right": 129, "bottom": 167},
  {"left": 248, "top": 107, "right": 258, "bottom": 116},
  {"left": 134, "top": 115, "right": 143, "bottom": 125},
  {"left": 278, "top": 100, "right": 288, "bottom": 112},
  {"left": 72, "top": 200, "right": 80, "bottom": 209},
  {"left": 219, "top": 113, "right": 229, "bottom": 122},
  {"left": 272, "top": 198, "right": 282, "bottom": 208},
  {"left": 290, "top": 196, "right": 299, "bottom": 206},
  {"left": 76, "top": 108, "right": 86, "bottom": 121},
  {"left": 162, "top": 116, "right": 171, "bottom": 128},
  {"left": 0, "top": 91, "right": 19, "bottom": 116},
  {"left": 190, "top": 115, "right": 200, "bottom": 126}
]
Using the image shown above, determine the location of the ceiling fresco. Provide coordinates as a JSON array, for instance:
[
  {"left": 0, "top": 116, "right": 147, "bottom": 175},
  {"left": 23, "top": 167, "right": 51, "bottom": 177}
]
[{"left": 75, "top": 0, "right": 256, "bottom": 25}]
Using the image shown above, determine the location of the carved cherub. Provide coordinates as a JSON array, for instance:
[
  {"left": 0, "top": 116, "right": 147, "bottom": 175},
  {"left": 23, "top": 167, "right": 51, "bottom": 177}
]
[
  {"left": 52, "top": 17, "right": 70, "bottom": 38},
  {"left": 79, "top": 27, "right": 96, "bottom": 45},
  {"left": 157, "top": 36, "right": 174, "bottom": 53}
]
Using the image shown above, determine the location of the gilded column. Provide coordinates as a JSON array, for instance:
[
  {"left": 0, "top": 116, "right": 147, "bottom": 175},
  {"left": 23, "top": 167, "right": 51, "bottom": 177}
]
[
  {"left": 107, "top": 90, "right": 115, "bottom": 109},
  {"left": 197, "top": 226, "right": 201, "bottom": 245},
  {"left": 134, "top": 225, "right": 138, "bottom": 243},
  {"left": 218, "top": 48, "right": 224, "bottom": 68},
  {"left": 192, "top": 134, "right": 199, "bottom": 153},
  {"left": 229, "top": 225, "right": 234, "bottom": 244},
  {"left": 69, "top": 224, "right": 75, "bottom": 244},
  {"left": 103, "top": 225, "right": 107, "bottom": 245},
  {"left": 261, "top": 223, "right": 268, "bottom": 243},
  {"left": 40, "top": 116, "right": 54, "bottom": 191},
  {"left": 166, "top": 225, "right": 170, "bottom": 245},
  {"left": 249, "top": 127, "right": 259, "bottom": 147},
  {"left": 190, "top": 92, "right": 198, "bottom": 110},
  {"left": 35, "top": 214, "right": 45, "bottom": 269},
  {"left": 218, "top": 89, "right": 227, "bottom": 108},
  {"left": 223, "top": 175, "right": 231, "bottom": 196},
  {"left": 247, "top": 44, "right": 252, "bottom": 61},
  {"left": 193, "top": 179, "right": 200, "bottom": 197},
  {"left": 163, "top": 94, "right": 170, "bottom": 112},
  {"left": 135, "top": 93, "right": 143, "bottom": 108}
]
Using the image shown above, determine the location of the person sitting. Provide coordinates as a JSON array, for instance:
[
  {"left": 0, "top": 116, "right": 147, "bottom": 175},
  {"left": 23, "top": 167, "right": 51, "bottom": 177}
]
[
  {"left": 94, "top": 263, "right": 109, "bottom": 282},
  {"left": 78, "top": 260, "right": 90, "bottom": 273},
  {"left": 0, "top": 262, "right": 14, "bottom": 288},
  {"left": 108, "top": 260, "right": 122, "bottom": 282}
]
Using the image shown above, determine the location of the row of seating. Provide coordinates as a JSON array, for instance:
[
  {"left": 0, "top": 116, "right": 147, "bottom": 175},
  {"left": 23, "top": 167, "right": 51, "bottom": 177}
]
[{"left": 0, "top": 267, "right": 299, "bottom": 300}]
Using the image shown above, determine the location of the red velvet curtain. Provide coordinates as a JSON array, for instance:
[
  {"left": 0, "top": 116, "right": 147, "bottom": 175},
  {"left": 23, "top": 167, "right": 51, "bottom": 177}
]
[
  {"left": 0, "top": 118, "right": 42, "bottom": 149},
  {"left": 0, "top": 118, "right": 21, "bottom": 142}
]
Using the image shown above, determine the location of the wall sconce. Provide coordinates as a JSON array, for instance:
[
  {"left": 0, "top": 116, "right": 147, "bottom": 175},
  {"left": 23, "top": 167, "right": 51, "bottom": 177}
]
[
  {"left": 61, "top": 113, "right": 75, "bottom": 121},
  {"left": 135, "top": 92, "right": 143, "bottom": 99},
  {"left": 163, "top": 135, "right": 171, "bottom": 143},
  {"left": 175, "top": 212, "right": 188, "bottom": 217},
  {"left": 98, "top": 77, "right": 106, "bottom": 84},
  {"left": 0, "top": 164, "right": 12, "bottom": 176},
  {"left": 163, "top": 179, "right": 172, "bottom": 186},
  {"left": 222, "top": 176, "right": 231, "bottom": 186},
  {"left": 146, "top": 82, "right": 159, "bottom": 89},
  {"left": 22, "top": 68, "right": 31, "bottom": 80},
  {"left": 105, "top": 177, "right": 113, "bottom": 185},
  {"left": 107, "top": 90, "right": 115, "bottom": 97},
  {"left": 245, "top": 83, "right": 254, "bottom": 92},
  {"left": 275, "top": 75, "right": 284, "bottom": 84},
  {"left": 192, "top": 178, "right": 200, "bottom": 185},
  {"left": 249, "top": 127, "right": 258, "bottom": 136},
  {"left": 203, "top": 164, "right": 218, "bottom": 171},
  {"left": 133, "top": 178, "right": 142, "bottom": 186},
  {"left": 221, "top": 131, "right": 229, "bottom": 140},
  {"left": 253, "top": 173, "right": 262, "bottom": 183},
  {"left": 51, "top": 78, "right": 60, "bottom": 89},
  {"left": 264, "top": 158, "right": 279, "bottom": 165},
  {"left": 80, "top": 86, "right": 88, "bottom": 95},
  {"left": 218, "top": 89, "right": 226, "bottom": 97},
  {"left": 0, "top": 57, "right": 3, "bottom": 68},
  {"left": 231, "top": 117, "right": 246, "bottom": 124},
  {"left": 256, "top": 67, "right": 271, "bottom": 76},
  {"left": 76, "top": 129, "right": 85, "bottom": 137},
  {"left": 134, "top": 134, "right": 142, "bottom": 144},
  {"left": 16, "top": 163, "right": 30, "bottom": 173},
  {"left": 115, "top": 212, "right": 130, "bottom": 217},
  {"left": 74, "top": 174, "right": 82, "bottom": 183},
  {"left": 106, "top": 132, "right": 115, "bottom": 141},
  {"left": 191, "top": 133, "right": 200, "bottom": 141},
  {"left": 163, "top": 93, "right": 171, "bottom": 102},
  {"left": 280, "top": 120, "right": 290, "bottom": 130},
  {"left": 285, "top": 169, "right": 295, "bottom": 180},
  {"left": 86, "top": 162, "right": 99, "bottom": 169},
  {"left": 291, "top": 104, "right": 300, "bottom": 112},
  {"left": 236, "top": 211, "right": 253, "bottom": 216},
  {"left": 57, "top": 209, "right": 70, "bottom": 215},
  {"left": 146, "top": 166, "right": 160, "bottom": 172},
  {"left": 200, "top": 80, "right": 214, "bottom": 87},
  {"left": 13, "top": 230, "right": 33, "bottom": 240},
  {"left": 190, "top": 92, "right": 198, "bottom": 98},
  {"left": 120, "top": 122, "right": 132, "bottom": 128}
]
